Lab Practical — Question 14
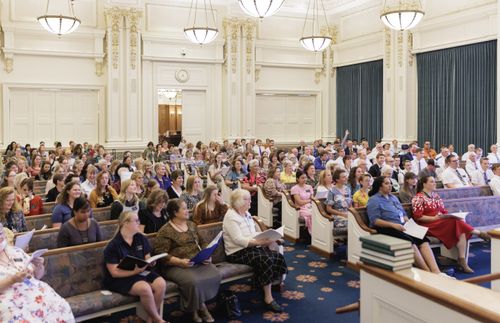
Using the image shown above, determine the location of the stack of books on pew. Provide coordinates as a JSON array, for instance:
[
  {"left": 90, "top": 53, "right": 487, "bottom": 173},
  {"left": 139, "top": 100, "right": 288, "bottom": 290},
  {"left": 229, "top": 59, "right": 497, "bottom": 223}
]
[{"left": 360, "top": 234, "right": 415, "bottom": 272}]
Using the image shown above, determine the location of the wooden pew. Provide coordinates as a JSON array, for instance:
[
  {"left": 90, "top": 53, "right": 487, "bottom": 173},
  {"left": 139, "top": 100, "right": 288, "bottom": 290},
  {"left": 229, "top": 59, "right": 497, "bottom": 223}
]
[
  {"left": 487, "top": 229, "right": 500, "bottom": 292},
  {"left": 310, "top": 198, "right": 348, "bottom": 257},
  {"left": 347, "top": 204, "right": 471, "bottom": 265},
  {"left": 435, "top": 185, "right": 492, "bottom": 200},
  {"left": 15, "top": 220, "right": 118, "bottom": 252},
  {"left": 257, "top": 185, "right": 274, "bottom": 228},
  {"left": 25, "top": 206, "right": 112, "bottom": 230},
  {"left": 41, "top": 220, "right": 267, "bottom": 322},
  {"left": 42, "top": 201, "right": 56, "bottom": 214},
  {"left": 281, "top": 190, "right": 302, "bottom": 242}
]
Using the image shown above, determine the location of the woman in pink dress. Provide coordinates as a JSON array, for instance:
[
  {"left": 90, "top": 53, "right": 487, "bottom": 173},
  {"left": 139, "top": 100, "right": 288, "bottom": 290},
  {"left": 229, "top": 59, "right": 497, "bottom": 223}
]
[{"left": 290, "top": 170, "right": 314, "bottom": 234}]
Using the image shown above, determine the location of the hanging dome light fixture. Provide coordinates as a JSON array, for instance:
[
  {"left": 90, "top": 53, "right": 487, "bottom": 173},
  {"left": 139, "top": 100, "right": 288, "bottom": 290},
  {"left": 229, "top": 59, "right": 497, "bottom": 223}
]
[
  {"left": 299, "top": 0, "right": 332, "bottom": 52},
  {"left": 184, "top": 0, "right": 219, "bottom": 45},
  {"left": 238, "top": 0, "right": 285, "bottom": 19},
  {"left": 37, "top": 0, "right": 81, "bottom": 36},
  {"left": 380, "top": 0, "right": 424, "bottom": 31}
]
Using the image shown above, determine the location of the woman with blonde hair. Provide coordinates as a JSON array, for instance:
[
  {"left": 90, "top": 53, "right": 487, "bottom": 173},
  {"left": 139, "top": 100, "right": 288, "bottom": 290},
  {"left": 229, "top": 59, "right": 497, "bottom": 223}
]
[
  {"left": 180, "top": 175, "right": 203, "bottom": 210},
  {"left": 131, "top": 170, "right": 146, "bottom": 198},
  {"left": 110, "top": 179, "right": 140, "bottom": 220},
  {"left": 315, "top": 169, "right": 333, "bottom": 199},
  {"left": 0, "top": 187, "right": 27, "bottom": 233},
  {"left": 89, "top": 171, "right": 118, "bottom": 208},
  {"left": 193, "top": 185, "right": 228, "bottom": 225},
  {"left": 142, "top": 160, "right": 154, "bottom": 185},
  {"left": 103, "top": 211, "right": 167, "bottom": 323}
]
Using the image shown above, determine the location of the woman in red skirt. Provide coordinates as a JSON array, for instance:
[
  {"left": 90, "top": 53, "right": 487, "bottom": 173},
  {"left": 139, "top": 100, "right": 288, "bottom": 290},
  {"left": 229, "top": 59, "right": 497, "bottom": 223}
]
[{"left": 412, "top": 175, "right": 490, "bottom": 273}]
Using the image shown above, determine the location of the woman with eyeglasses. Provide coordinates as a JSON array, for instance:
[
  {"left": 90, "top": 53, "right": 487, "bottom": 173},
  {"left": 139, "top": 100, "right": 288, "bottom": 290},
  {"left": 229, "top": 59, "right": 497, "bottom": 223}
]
[
  {"left": 192, "top": 185, "right": 228, "bottom": 225},
  {"left": 103, "top": 211, "right": 167, "bottom": 323},
  {"left": 0, "top": 223, "right": 74, "bottom": 322},
  {"left": 154, "top": 199, "right": 220, "bottom": 323}
]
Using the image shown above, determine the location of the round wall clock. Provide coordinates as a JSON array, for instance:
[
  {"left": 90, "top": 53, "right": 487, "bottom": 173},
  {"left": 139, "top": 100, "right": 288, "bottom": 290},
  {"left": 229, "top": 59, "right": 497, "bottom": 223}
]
[{"left": 175, "top": 69, "right": 190, "bottom": 83}]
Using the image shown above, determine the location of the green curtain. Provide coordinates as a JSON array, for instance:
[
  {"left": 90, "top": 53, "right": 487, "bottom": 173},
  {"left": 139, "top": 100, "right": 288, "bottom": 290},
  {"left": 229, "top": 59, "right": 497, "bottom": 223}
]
[
  {"left": 417, "top": 40, "right": 497, "bottom": 155},
  {"left": 336, "top": 60, "right": 383, "bottom": 146}
]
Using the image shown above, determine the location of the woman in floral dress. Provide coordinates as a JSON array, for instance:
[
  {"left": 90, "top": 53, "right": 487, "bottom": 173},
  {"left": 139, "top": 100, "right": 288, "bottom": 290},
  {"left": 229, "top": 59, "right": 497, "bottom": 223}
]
[{"left": 0, "top": 223, "right": 75, "bottom": 322}]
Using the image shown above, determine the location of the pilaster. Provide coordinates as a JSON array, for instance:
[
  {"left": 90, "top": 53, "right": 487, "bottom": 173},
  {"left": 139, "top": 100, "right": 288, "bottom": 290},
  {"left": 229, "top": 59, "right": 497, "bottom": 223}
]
[
  {"left": 382, "top": 28, "right": 417, "bottom": 144},
  {"left": 104, "top": 6, "right": 143, "bottom": 146}
]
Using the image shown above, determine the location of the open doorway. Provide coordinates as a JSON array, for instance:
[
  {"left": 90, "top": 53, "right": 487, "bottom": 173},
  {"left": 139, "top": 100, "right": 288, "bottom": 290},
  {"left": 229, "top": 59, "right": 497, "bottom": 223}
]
[{"left": 158, "top": 89, "right": 182, "bottom": 145}]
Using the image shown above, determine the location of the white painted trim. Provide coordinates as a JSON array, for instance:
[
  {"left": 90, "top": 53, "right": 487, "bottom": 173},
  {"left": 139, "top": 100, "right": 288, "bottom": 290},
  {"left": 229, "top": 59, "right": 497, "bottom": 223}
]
[
  {"left": 1, "top": 83, "right": 105, "bottom": 148},
  {"left": 255, "top": 62, "right": 324, "bottom": 69},
  {"left": 411, "top": 35, "right": 497, "bottom": 54},
  {"left": 142, "top": 56, "right": 224, "bottom": 64},
  {"left": 2, "top": 48, "right": 105, "bottom": 59}
]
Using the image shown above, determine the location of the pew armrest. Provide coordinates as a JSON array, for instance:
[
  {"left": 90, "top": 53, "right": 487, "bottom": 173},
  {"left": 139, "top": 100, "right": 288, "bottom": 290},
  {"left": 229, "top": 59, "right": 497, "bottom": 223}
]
[{"left": 348, "top": 207, "right": 376, "bottom": 234}]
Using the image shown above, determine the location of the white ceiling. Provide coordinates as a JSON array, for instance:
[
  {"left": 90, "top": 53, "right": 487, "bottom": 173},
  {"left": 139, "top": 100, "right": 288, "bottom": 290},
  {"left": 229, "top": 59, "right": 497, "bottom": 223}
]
[{"left": 151, "top": 0, "right": 381, "bottom": 16}]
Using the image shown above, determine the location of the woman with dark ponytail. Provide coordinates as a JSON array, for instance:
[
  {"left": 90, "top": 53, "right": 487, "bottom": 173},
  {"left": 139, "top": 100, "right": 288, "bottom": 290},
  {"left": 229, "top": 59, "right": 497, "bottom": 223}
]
[
  {"left": 412, "top": 175, "right": 490, "bottom": 273},
  {"left": 154, "top": 199, "right": 220, "bottom": 323},
  {"left": 366, "top": 176, "right": 449, "bottom": 277}
]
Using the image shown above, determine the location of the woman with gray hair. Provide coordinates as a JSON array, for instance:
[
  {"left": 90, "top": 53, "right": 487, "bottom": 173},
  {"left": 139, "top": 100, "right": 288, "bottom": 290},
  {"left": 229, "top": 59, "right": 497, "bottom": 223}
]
[
  {"left": 223, "top": 189, "right": 287, "bottom": 313},
  {"left": 381, "top": 165, "right": 399, "bottom": 192}
]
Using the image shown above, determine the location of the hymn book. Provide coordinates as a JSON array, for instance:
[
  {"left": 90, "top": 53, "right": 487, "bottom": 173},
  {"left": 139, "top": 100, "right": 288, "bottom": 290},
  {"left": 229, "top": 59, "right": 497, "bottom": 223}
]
[{"left": 117, "top": 253, "right": 168, "bottom": 271}]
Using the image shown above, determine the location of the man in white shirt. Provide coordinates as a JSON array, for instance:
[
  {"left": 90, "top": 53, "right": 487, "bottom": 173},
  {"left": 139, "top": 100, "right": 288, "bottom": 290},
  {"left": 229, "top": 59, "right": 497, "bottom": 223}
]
[
  {"left": 465, "top": 152, "right": 480, "bottom": 175},
  {"left": 398, "top": 160, "right": 412, "bottom": 184},
  {"left": 441, "top": 155, "right": 472, "bottom": 188},
  {"left": 489, "top": 164, "right": 500, "bottom": 196},
  {"left": 487, "top": 144, "right": 500, "bottom": 165},
  {"left": 410, "top": 148, "right": 427, "bottom": 176},
  {"left": 303, "top": 146, "right": 315, "bottom": 162},
  {"left": 352, "top": 150, "right": 372, "bottom": 169},
  {"left": 461, "top": 144, "right": 476, "bottom": 161},
  {"left": 471, "top": 157, "right": 494, "bottom": 186},
  {"left": 367, "top": 144, "right": 383, "bottom": 162},
  {"left": 435, "top": 147, "right": 450, "bottom": 169}
]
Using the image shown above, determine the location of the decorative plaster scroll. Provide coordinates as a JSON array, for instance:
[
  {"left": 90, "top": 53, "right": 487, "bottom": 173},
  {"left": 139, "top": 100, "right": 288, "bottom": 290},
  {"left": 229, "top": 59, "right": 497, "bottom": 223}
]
[
  {"left": 127, "top": 9, "right": 142, "bottom": 70},
  {"left": 384, "top": 27, "right": 391, "bottom": 69},
  {"left": 407, "top": 31, "right": 414, "bottom": 67},
  {"left": 320, "top": 25, "right": 338, "bottom": 78},
  {"left": 242, "top": 20, "right": 257, "bottom": 75},
  {"left": 105, "top": 7, "right": 124, "bottom": 70},
  {"left": 314, "top": 69, "right": 323, "bottom": 84},
  {"left": 255, "top": 64, "right": 261, "bottom": 81},
  {"left": 95, "top": 61, "right": 104, "bottom": 76},
  {"left": 397, "top": 31, "right": 403, "bottom": 67},
  {"left": 4, "top": 57, "right": 13, "bottom": 73},
  {"left": 222, "top": 18, "right": 240, "bottom": 74}
]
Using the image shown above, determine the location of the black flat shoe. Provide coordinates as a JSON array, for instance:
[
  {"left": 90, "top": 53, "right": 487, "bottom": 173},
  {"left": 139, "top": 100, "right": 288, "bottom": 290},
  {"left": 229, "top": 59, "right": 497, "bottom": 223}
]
[{"left": 265, "top": 300, "right": 284, "bottom": 312}]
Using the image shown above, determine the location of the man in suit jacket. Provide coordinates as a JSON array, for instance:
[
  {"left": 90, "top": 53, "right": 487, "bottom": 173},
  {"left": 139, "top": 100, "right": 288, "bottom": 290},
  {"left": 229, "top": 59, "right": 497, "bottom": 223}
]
[
  {"left": 399, "top": 143, "right": 417, "bottom": 168},
  {"left": 368, "top": 153, "right": 386, "bottom": 178},
  {"left": 344, "top": 139, "right": 357, "bottom": 156}
]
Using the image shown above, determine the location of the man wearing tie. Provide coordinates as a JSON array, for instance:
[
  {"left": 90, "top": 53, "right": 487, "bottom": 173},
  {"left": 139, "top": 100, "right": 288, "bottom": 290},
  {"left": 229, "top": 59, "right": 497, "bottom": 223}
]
[
  {"left": 487, "top": 144, "right": 500, "bottom": 165},
  {"left": 471, "top": 157, "right": 494, "bottom": 186},
  {"left": 410, "top": 148, "right": 427, "bottom": 176},
  {"left": 465, "top": 152, "right": 480, "bottom": 175},
  {"left": 441, "top": 155, "right": 472, "bottom": 188}
]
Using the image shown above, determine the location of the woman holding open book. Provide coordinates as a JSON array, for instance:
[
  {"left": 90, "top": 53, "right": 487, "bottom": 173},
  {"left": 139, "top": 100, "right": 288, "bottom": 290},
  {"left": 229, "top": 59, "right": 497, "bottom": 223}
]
[
  {"left": 223, "top": 189, "right": 287, "bottom": 313},
  {"left": 103, "top": 211, "right": 167, "bottom": 323},
  {"left": 366, "top": 176, "right": 446, "bottom": 276},
  {"left": 0, "top": 223, "right": 75, "bottom": 322},
  {"left": 153, "top": 199, "right": 220, "bottom": 323},
  {"left": 412, "top": 175, "right": 491, "bottom": 273}
]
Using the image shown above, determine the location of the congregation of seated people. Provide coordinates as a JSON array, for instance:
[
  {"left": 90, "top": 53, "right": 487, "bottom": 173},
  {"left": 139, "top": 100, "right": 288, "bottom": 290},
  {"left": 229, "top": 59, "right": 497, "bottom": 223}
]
[{"left": 0, "top": 136, "right": 497, "bottom": 321}]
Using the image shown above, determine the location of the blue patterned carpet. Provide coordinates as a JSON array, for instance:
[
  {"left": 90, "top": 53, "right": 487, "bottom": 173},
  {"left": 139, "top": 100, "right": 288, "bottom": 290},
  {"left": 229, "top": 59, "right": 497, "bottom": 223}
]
[{"left": 88, "top": 240, "right": 491, "bottom": 323}]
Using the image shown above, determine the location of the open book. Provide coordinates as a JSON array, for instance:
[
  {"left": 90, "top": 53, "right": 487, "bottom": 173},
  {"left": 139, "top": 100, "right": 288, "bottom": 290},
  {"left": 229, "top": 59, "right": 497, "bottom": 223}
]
[
  {"left": 15, "top": 225, "right": 48, "bottom": 250},
  {"left": 29, "top": 248, "right": 49, "bottom": 262},
  {"left": 253, "top": 226, "right": 284, "bottom": 241},
  {"left": 220, "top": 166, "right": 231, "bottom": 177},
  {"left": 117, "top": 253, "right": 168, "bottom": 271},
  {"left": 443, "top": 212, "right": 469, "bottom": 220},
  {"left": 190, "top": 231, "right": 223, "bottom": 265},
  {"left": 403, "top": 219, "right": 428, "bottom": 239}
]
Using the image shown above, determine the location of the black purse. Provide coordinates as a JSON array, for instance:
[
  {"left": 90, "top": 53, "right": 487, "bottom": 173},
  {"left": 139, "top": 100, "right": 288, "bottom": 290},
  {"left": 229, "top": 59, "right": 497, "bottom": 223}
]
[{"left": 217, "top": 290, "right": 242, "bottom": 319}]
